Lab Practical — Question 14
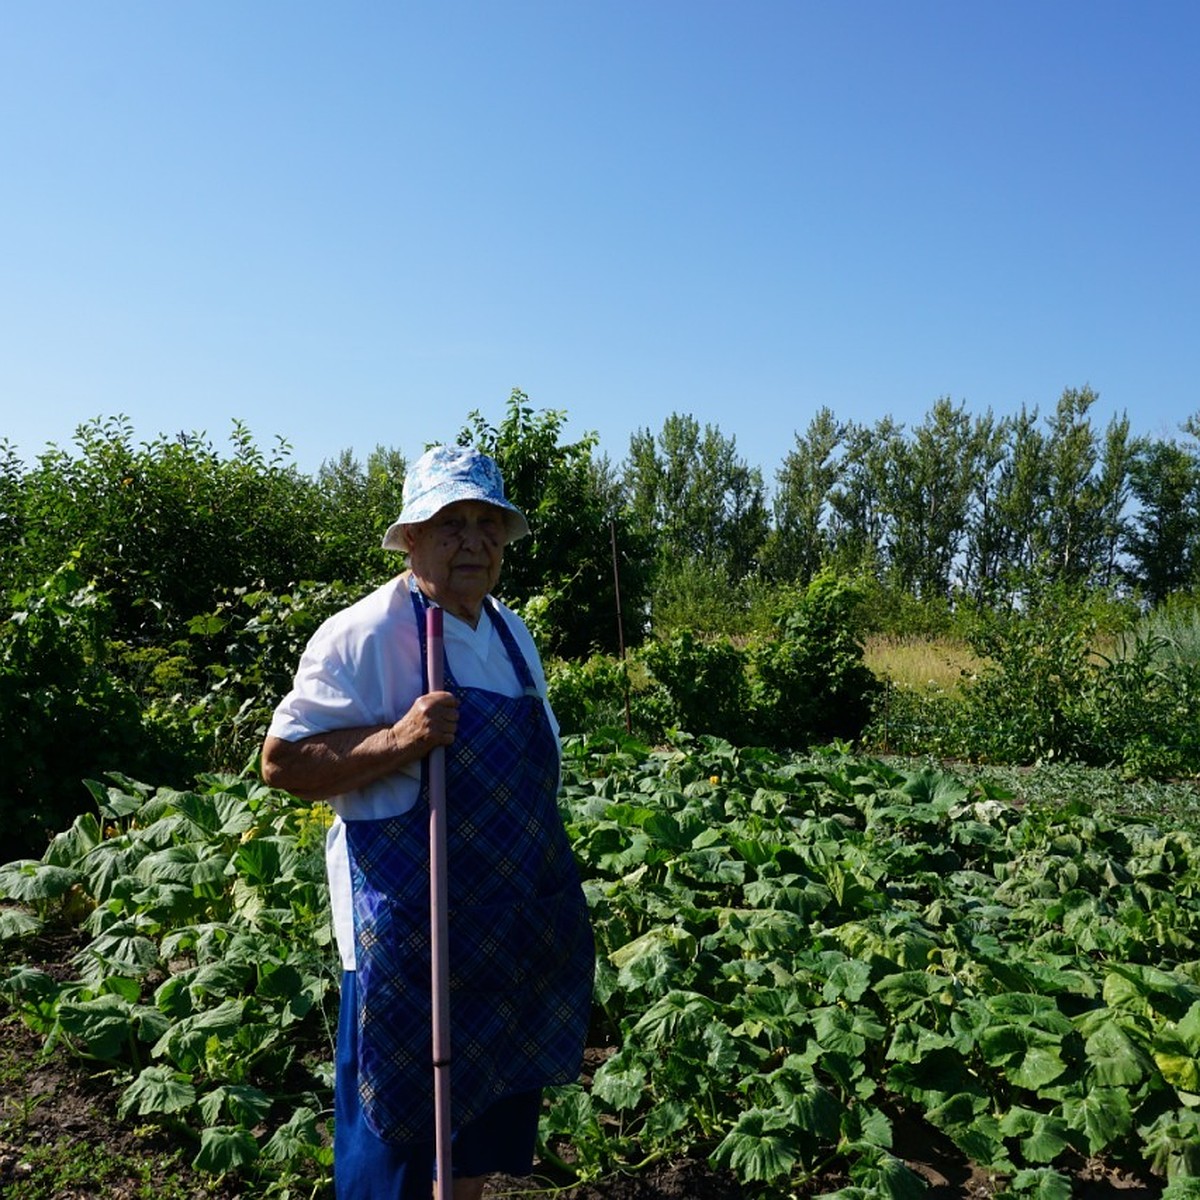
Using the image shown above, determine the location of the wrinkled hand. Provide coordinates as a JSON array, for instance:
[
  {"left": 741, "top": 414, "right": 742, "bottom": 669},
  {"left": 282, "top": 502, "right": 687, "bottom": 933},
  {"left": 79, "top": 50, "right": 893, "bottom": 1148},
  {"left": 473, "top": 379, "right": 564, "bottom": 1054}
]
[{"left": 392, "top": 690, "right": 459, "bottom": 757}]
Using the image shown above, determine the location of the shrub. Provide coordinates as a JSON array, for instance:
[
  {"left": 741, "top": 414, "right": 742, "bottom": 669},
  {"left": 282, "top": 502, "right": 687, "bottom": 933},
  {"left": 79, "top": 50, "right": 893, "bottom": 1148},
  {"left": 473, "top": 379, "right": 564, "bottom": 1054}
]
[
  {"left": 746, "top": 571, "right": 881, "bottom": 749},
  {"left": 0, "top": 561, "right": 199, "bottom": 856},
  {"left": 639, "top": 630, "right": 753, "bottom": 745},
  {"left": 548, "top": 572, "right": 881, "bottom": 753},
  {"left": 546, "top": 655, "right": 673, "bottom": 741},
  {"left": 942, "top": 582, "right": 1200, "bottom": 776},
  {"left": 149, "top": 579, "right": 371, "bottom": 772}
]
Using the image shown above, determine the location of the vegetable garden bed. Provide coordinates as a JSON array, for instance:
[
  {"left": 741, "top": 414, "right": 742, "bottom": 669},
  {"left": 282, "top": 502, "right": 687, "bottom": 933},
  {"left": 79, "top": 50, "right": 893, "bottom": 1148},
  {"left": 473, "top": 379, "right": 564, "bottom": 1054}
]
[{"left": 3, "top": 736, "right": 1200, "bottom": 1197}]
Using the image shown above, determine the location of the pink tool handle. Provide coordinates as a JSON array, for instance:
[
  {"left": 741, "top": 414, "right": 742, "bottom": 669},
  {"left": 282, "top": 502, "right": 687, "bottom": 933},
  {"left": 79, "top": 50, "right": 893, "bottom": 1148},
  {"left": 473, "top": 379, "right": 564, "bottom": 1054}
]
[{"left": 425, "top": 605, "right": 452, "bottom": 1199}]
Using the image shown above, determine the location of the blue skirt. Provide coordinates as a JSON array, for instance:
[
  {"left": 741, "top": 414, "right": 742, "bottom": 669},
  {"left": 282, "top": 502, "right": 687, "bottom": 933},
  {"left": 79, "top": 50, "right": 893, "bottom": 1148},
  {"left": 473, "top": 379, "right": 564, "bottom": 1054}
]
[{"left": 335, "top": 970, "right": 542, "bottom": 1199}]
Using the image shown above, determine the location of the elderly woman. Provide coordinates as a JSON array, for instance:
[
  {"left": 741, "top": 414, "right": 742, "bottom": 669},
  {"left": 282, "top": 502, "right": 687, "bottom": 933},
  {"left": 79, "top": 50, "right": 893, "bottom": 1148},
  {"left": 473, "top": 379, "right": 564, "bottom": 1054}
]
[{"left": 262, "top": 446, "right": 594, "bottom": 1200}]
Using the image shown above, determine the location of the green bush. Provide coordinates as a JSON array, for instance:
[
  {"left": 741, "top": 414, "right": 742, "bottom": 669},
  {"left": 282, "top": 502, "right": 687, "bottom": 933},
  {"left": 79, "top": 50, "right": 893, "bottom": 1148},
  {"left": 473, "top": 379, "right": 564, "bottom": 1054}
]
[
  {"left": 546, "top": 655, "right": 673, "bottom": 741},
  {"left": 640, "top": 630, "right": 752, "bottom": 745},
  {"left": 549, "top": 572, "right": 880, "bottom": 753},
  {"left": 918, "top": 583, "right": 1200, "bottom": 776},
  {"left": 0, "top": 562, "right": 200, "bottom": 857},
  {"left": 862, "top": 681, "right": 966, "bottom": 759},
  {"left": 746, "top": 571, "right": 881, "bottom": 749},
  {"left": 148, "top": 579, "right": 371, "bottom": 773}
]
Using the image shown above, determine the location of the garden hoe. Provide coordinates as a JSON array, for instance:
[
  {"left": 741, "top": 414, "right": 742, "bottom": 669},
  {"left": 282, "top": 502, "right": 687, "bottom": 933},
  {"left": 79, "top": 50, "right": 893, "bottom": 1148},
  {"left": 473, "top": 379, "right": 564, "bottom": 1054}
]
[{"left": 426, "top": 604, "right": 453, "bottom": 1200}]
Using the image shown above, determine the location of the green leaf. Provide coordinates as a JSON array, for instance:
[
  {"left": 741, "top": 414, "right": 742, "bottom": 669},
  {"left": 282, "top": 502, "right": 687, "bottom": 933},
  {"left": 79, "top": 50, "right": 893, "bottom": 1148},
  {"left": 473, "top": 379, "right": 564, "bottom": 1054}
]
[
  {"left": 1007, "top": 1167, "right": 1073, "bottom": 1200},
  {"left": 119, "top": 1065, "right": 197, "bottom": 1118},
  {"left": 262, "top": 1105, "right": 324, "bottom": 1163},
  {"left": 811, "top": 1005, "right": 886, "bottom": 1058},
  {"left": 1, "top": 964, "right": 59, "bottom": 1003},
  {"left": 44, "top": 812, "right": 104, "bottom": 867},
  {"left": 840, "top": 1103, "right": 892, "bottom": 1150},
  {"left": 998, "top": 1107, "right": 1072, "bottom": 1164},
  {"left": 0, "top": 861, "right": 84, "bottom": 903},
  {"left": 632, "top": 989, "right": 717, "bottom": 1048},
  {"left": 198, "top": 1083, "right": 273, "bottom": 1127},
  {"left": 1143, "top": 1108, "right": 1200, "bottom": 1180},
  {"left": 710, "top": 1108, "right": 799, "bottom": 1183},
  {"left": 1006, "top": 1044, "right": 1067, "bottom": 1092},
  {"left": 1178, "top": 1000, "right": 1200, "bottom": 1056},
  {"left": 1162, "top": 1178, "right": 1200, "bottom": 1200},
  {"left": 874, "top": 970, "right": 941, "bottom": 1018},
  {"left": 886, "top": 1019, "right": 954, "bottom": 1064},
  {"left": 1103, "top": 964, "right": 1200, "bottom": 1021},
  {"left": 592, "top": 1047, "right": 647, "bottom": 1111},
  {"left": 1061, "top": 1087, "right": 1132, "bottom": 1154},
  {"left": 642, "top": 1097, "right": 689, "bottom": 1142},
  {"left": 823, "top": 957, "right": 873, "bottom": 1003},
  {"left": 609, "top": 925, "right": 695, "bottom": 972},
  {"left": 152, "top": 997, "right": 245, "bottom": 1070},
  {"left": 192, "top": 1125, "right": 259, "bottom": 1175},
  {"left": 57, "top": 993, "right": 133, "bottom": 1060},
  {"left": 851, "top": 1152, "right": 926, "bottom": 1200},
  {"left": 1153, "top": 1029, "right": 1200, "bottom": 1094},
  {"left": 977, "top": 1024, "right": 1067, "bottom": 1090},
  {"left": 901, "top": 769, "right": 970, "bottom": 808},
  {"left": 167, "top": 790, "right": 255, "bottom": 840},
  {"left": 541, "top": 1084, "right": 599, "bottom": 1141},
  {"left": 0, "top": 907, "right": 43, "bottom": 940},
  {"left": 233, "top": 837, "right": 282, "bottom": 885},
  {"left": 1079, "top": 1013, "right": 1153, "bottom": 1086}
]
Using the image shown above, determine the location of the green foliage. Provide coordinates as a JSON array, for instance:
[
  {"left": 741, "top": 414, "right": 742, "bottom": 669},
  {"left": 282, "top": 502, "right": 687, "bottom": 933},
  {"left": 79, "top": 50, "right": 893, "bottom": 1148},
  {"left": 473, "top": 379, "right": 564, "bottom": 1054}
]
[
  {"left": 159, "top": 579, "right": 372, "bottom": 771},
  {"left": 9, "top": 417, "right": 334, "bottom": 646},
  {"left": 625, "top": 411, "right": 769, "bottom": 588},
  {"left": 856, "top": 578, "right": 960, "bottom": 640},
  {"left": 0, "top": 557, "right": 363, "bottom": 860},
  {"left": 5, "top": 741, "right": 1200, "bottom": 1192},
  {"left": 548, "top": 736, "right": 1200, "bottom": 1191},
  {"left": 0, "top": 771, "right": 337, "bottom": 1192},
  {"left": 641, "top": 631, "right": 752, "bottom": 745},
  {"left": 313, "top": 444, "right": 408, "bottom": 581},
  {"left": 647, "top": 558, "right": 748, "bottom": 638},
  {"left": 954, "top": 583, "right": 1200, "bottom": 774},
  {"left": 960, "top": 583, "right": 1101, "bottom": 764},
  {"left": 0, "top": 562, "right": 201, "bottom": 857},
  {"left": 545, "top": 655, "right": 674, "bottom": 742},
  {"left": 549, "top": 573, "right": 880, "bottom": 752},
  {"left": 462, "top": 390, "right": 654, "bottom": 658},
  {"left": 747, "top": 572, "right": 881, "bottom": 749},
  {"left": 865, "top": 581, "right": 1200, "bottom": 776},
  {"left": 1124, "top": 437, "right": 1200, "bottom": 602}
]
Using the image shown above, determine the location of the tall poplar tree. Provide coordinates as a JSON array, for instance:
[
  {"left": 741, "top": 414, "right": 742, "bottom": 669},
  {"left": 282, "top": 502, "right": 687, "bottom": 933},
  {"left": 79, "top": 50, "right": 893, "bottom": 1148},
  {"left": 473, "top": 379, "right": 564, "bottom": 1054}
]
[
  {"left": 763, "top": 406, "right": 844, "bottom": 584},
  {"left": 624, "top": 413, "right": 769, "bottom": 583},
  {"left": 1124, "top": 432, "right": 1200, "bottom": 602},
  {"left": 884, "top": 398, "right": 979, "bottom": 599}
]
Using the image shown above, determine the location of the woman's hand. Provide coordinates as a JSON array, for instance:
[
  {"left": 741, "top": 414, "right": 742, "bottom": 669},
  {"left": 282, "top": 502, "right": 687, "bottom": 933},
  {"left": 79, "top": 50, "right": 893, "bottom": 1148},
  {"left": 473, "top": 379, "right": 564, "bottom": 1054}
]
[
  {"left": 262, "top": 691, "right": 460, "bottom": 802},
  {"left": 390, "top": 690, "right": 459, "bottom": 755}
]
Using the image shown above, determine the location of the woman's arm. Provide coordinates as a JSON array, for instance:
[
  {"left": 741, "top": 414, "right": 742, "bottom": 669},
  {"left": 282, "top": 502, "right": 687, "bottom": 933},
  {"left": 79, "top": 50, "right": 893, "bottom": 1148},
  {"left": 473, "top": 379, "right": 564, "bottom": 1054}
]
[{"left": 261, "top": 689, "right": 459, "bottom": 802}]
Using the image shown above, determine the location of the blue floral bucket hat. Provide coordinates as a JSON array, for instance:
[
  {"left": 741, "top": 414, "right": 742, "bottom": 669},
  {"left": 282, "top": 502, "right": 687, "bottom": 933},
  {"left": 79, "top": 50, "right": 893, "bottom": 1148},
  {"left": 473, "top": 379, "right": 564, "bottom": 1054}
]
[{"left": 382, "top": 445, "right": 530, "bottom": 550}]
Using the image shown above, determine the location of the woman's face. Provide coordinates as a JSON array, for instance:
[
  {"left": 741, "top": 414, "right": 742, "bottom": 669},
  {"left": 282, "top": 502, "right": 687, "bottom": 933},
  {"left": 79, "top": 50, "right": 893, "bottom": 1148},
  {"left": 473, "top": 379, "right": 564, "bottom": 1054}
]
[{"left": 403, "top": 499, "right": 506, "bottom": 622}]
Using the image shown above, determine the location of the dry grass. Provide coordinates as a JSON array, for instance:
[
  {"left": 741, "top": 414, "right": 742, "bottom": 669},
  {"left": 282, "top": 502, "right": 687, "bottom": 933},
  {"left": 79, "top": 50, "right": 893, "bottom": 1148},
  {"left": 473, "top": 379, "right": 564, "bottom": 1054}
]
[{"left": 863, "top": 634, "right": 982, "bottom": 696}]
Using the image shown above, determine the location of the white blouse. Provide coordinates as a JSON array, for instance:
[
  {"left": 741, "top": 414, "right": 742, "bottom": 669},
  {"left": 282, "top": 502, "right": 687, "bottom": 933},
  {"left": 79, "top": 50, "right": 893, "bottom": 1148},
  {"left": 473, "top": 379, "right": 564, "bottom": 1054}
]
[{"left": 267, "top": 575, "right": 559, "bottom": 969}]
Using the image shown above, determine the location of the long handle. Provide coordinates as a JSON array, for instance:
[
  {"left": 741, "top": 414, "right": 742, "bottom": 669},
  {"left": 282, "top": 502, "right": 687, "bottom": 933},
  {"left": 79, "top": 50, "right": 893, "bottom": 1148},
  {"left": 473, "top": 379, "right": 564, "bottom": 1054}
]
[{"left": 426, "top": 604, "right": 453, "bottom": 1199}]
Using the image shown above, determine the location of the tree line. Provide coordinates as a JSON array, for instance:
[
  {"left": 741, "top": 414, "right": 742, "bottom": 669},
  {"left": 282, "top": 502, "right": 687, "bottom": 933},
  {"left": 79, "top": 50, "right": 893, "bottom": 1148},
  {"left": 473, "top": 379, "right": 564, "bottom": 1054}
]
[
  {"left": 631, "top": 385, "right": 1200, "bottom": 611},
  {"left": 4, "top": 384, "right": 1200, "bottom": 656},
  {"left": 3, "top": 385, "right": 1200, "bottom": 855}
]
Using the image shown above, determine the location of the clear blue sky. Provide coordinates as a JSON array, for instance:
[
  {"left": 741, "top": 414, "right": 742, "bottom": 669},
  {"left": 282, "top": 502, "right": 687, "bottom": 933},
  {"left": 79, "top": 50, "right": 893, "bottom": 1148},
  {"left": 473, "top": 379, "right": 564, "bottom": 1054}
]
[{"left": 2, "top": 1, "right": 1196, "bottom": 492}]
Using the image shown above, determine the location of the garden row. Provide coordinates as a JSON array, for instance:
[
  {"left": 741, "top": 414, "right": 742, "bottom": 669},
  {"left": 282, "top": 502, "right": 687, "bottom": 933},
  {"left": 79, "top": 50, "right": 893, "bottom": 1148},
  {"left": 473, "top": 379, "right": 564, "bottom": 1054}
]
[{"left": 4, "top": 735, "right": 1200, "bottom": 1196}]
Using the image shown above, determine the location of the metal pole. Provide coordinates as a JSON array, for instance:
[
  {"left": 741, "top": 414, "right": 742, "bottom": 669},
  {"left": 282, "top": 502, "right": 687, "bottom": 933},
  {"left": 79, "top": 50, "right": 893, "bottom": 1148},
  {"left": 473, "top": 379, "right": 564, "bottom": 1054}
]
[
  {"left": 426, "top": 604, "right": 453, "bottom": 1199},
  {"left": 610, "top": 520, "right": 632, "bottom": 735}
]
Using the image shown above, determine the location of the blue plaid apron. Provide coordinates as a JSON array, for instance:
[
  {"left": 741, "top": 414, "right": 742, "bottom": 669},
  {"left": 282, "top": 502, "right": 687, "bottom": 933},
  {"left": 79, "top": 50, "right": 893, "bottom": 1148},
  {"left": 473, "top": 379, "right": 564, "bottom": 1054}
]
[{"left": 343, "top": 585, "right": 594, "bottom": 1147}]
